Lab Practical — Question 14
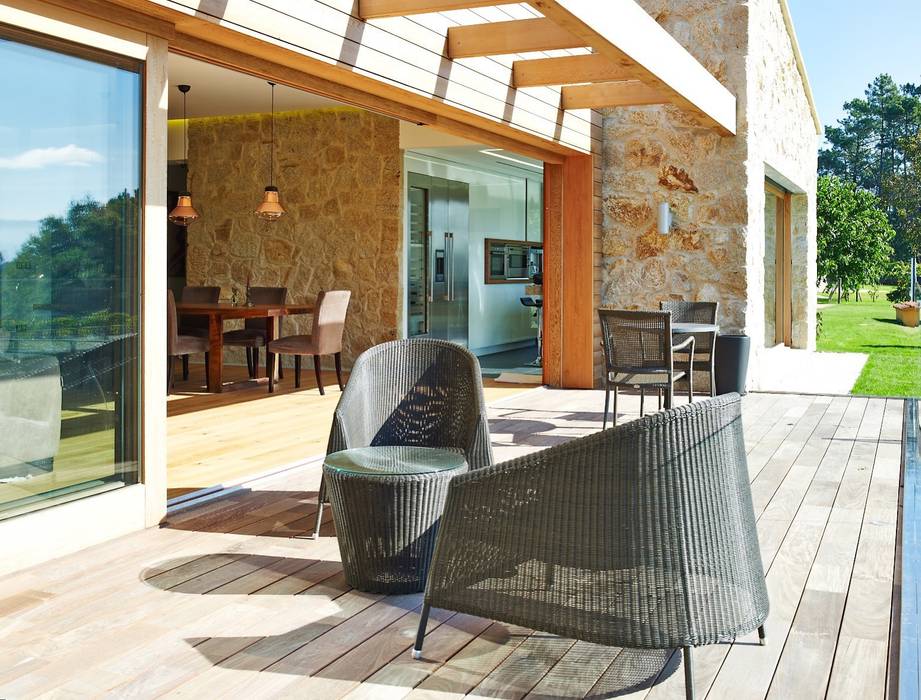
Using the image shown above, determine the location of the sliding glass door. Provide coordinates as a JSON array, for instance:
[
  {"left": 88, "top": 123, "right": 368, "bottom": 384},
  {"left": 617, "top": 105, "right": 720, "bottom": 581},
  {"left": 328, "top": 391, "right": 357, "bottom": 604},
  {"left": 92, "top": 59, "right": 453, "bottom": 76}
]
[{"left": 0, "top": 28, "right": 141, "bottom": 519}]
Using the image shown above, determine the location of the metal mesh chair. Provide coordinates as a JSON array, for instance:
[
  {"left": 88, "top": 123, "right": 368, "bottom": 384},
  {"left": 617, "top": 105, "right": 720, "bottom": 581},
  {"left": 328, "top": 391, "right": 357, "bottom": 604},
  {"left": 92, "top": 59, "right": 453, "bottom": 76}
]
[
  {"left": 598, "top": 309, "right": 694, "bottom": 429},
  {"left": 660, "top": 301, "right": 719, "bottom": 397},
  {"left": 311, "top": 338, "right": 494, "bottom": 538},
  {"left": 413, "top": 394, "right": 769, "bottom": 700}
]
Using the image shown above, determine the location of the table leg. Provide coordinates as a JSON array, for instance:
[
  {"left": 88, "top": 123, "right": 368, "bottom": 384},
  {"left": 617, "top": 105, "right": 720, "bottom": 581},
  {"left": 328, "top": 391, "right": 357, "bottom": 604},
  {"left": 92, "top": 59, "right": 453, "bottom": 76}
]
[
  {"left": 207, "top": 313, "right": 224, "bottom": 393},
  {"left": 266, "top": 315, "right": 278, "bottom": 380}
]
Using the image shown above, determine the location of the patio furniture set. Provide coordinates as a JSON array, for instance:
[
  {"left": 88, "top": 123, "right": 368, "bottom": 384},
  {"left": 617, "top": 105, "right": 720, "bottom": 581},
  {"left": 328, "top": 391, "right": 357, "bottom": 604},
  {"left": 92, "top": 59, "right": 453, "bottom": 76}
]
[
  {"left": 315, "top": 328, "right": 768, "bottom": 700},
  {"left": 166, "top": 286, "right": 351, "bottom": 394}
]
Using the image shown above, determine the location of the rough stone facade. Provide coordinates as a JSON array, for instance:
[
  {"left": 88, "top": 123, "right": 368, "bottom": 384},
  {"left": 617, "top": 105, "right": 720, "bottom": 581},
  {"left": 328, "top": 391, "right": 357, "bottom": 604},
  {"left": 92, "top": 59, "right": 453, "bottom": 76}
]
[
  {"left": 185, "top": 108, "right": 402, "bottom": 367},
  {"left": 599, "top": 0, "right": 818, "bottom": 388}
]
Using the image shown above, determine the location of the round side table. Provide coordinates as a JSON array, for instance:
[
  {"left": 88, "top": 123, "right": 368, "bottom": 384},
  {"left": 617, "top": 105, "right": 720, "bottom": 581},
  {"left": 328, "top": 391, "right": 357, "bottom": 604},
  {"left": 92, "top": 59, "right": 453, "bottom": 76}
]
[{"left": 323, "top": 446, "right": 468, "bottom": 593}]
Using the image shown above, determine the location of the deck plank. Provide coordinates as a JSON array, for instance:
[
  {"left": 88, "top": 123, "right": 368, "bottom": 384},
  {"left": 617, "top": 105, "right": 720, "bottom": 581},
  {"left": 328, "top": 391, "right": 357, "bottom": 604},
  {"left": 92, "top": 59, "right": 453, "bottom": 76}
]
[{"left": 0, "top": 391, "right": 903, "bottom": 700}]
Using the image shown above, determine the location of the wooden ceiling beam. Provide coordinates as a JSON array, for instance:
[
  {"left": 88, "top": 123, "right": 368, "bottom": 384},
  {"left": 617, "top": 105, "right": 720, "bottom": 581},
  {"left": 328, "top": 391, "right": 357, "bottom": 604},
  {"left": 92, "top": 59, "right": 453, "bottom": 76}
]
[
  {"left": 561, "top": 80, "right": 668, "bottom": 110},
  {"left": 447, "top": 18, "right": 586, "bottom": 59},
  {"left": 512, "top": 53, "right": 634, "bottom": 88},
  {"left": 358, "top": 0, "right": 517, "bottom": 19},
  {"left": 528, "top": 0, "right": 737, "bottom": 134}
]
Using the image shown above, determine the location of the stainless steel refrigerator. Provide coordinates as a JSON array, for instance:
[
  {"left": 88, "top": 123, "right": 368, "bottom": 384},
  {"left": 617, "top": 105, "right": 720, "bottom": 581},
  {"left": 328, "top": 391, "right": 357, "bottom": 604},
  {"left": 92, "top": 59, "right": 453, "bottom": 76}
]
[{"left": 407, "top": 173, "right": 469, "bottom": 346}]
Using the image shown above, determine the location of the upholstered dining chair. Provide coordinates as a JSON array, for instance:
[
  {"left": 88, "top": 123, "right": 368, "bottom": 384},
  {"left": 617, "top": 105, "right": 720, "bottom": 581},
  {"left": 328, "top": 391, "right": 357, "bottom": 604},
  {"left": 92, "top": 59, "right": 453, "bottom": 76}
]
[
  {"left": 167, "top": 289, "right": 209, "bottom": 394},
  {"left": 598, "top": 308, "right": 695, "bottom": 429},
  {"left": 660, "top": 300, "right": 720, "bottom": 397},
  {"left": 266, "top": 290, "right": 351, "bottom": 396},
  {"left": 223, "top": 286, "right": 287, "bottom": 379},
  {"left": 179, "top": 285, "right": 220, "bottom": 380}
]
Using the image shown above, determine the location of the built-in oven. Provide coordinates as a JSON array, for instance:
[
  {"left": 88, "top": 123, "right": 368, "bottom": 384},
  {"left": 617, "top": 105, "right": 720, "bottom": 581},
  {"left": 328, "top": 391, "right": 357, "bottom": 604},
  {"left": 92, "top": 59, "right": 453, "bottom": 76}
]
[{"left": 504, "top": 244, "right": 530, "bottom": 280}]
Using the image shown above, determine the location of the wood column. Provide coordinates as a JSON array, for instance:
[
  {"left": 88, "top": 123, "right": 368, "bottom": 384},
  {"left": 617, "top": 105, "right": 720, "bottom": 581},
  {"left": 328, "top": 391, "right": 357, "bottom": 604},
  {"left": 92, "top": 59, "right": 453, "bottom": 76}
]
[{"left": 542, "top": 153, "right": 594, "bottom": 389}]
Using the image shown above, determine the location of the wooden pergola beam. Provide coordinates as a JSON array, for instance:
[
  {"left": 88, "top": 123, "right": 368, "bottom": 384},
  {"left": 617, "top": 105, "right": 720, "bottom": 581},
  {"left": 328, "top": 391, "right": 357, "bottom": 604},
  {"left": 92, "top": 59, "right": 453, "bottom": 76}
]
[
  {"left": 561, "top": 80, "right": 667, "bottom": 110},
  {"left": 359, "top": 0, "right": 516, "bottom": 19},
  {"left": 528, "top": 0, "right": 737, "bottom": 134},
  {"left": 447, "top": 18, "right": 585, "bottom": 59},
  {"left": 512, "top": 53, "right": 633, "bottom": 88}
]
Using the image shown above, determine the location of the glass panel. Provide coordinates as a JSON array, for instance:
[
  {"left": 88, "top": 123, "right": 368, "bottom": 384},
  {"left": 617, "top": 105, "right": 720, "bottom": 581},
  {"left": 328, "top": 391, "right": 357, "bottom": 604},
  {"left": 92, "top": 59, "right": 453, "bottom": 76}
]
[
  {"left": 407, "top": 186, "right": 428, "bottom": 337},
  {"left": 0, "top": 32, "right": 141, "bottom": 519},
  {"left": 764, "top": 191, "right": 779, "bottom": 347}
]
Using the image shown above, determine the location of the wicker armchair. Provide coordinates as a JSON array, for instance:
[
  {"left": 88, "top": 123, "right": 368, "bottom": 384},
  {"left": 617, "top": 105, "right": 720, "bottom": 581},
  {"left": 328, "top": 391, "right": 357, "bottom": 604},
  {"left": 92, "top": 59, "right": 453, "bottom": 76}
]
[
  {"left": 660, "top": 301, "right": 719, "bottom": 397},
  {"left": 413, "top": 394, "right": 768, "bottom": 700},
  {"left": 598, "top": 309, "right": 695, "bottom": 429},
  {"left": 310, "top": 338, "right": 493, "bottom": 538}
]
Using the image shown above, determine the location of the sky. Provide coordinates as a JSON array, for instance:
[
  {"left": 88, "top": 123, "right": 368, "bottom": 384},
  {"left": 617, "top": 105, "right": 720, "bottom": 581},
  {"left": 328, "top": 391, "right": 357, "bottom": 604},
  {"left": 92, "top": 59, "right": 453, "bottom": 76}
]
[
  {"left": 787, "top": 0, "right": 921, "bottom": 132},
  {"left": 0, "top": 37, "right": 139, "bottom": 261}
]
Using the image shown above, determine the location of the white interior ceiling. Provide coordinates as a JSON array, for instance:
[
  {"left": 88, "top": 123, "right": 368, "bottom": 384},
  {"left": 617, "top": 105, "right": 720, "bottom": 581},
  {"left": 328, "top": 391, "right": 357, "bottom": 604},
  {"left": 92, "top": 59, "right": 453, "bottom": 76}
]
[
  {"left": 167, "top": 53, "right": 542, "bottom": 173},
  {"left": 167, "top": 53, "right": 344, "bottom": 119}
]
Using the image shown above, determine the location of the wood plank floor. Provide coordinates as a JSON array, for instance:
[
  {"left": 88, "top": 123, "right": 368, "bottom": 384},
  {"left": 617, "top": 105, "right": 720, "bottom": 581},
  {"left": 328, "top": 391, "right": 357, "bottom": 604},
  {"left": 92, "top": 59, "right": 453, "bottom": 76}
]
[{"left": 0, "top": 390, "right": 903, "bottom": 699}]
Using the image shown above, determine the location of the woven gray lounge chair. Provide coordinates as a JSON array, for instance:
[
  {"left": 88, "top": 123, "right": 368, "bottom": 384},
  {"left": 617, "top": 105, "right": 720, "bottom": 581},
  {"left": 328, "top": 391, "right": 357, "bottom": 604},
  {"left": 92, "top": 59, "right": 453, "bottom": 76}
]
[
  {"left": 310, "top": 338, "right": 493, "bottom": 538},
  {"left": 413, "top": 393, "right": 768, "bottom": 700},
  {"left": 660, "top": 300, "right": 719, "bottom": 397}
]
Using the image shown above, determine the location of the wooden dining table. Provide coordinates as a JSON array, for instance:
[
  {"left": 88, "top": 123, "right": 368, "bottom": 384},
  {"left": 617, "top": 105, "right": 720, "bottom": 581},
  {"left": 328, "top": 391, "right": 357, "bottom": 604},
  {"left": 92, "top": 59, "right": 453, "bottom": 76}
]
[{"left": 176, "top": 302, "right": 314, "bottom": 393}]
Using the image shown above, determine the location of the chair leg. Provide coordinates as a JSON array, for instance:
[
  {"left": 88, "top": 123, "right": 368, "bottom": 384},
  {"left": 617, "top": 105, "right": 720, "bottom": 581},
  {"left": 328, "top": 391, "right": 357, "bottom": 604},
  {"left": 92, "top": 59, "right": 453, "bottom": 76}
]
[
  {"left": 612, "top": 386, "right": 619, "bottom": 427},
  {"left": 640, "top": 388, "right": 645, "bottom": 417},
  {"left": 665, "top": 385, "right": 674, "bottom": 410},
  {"left": 758, "top": 625, "right": 766, "bottom": 646},
  {"left": 603, "top": 384, "right": 611, "bottom": 430},
  {"left": 204, "top": 353, "right": 210, "bottom": 385},
  {"left": 335, "top": 352, "right": 344, "bottom": 390},
  {"left": 310, "top": 477, "right": 326, "bottom": 539},
  {"left": 412, "top": 603, "right": 432, "bottom": 660},
  {"left": 688, "top": 371, "right": 694, "bottom": 404},
  {"left": 294, "top": 355, "right": 302, "bottom": 389},
  {"left": 167, "top": 356, "right": 174, "bottom": 394},
  {"left": 182, "top": 354, "right": 189, "bottom": 381},
  {"left": 253, "top": 348, "right": 260, "bottom": 379},
  {"left": 314, "top": 355, "right": 325, "bottom": 396},
  {"left": 268, "top": 352, "right": 276, "bottom": 393},
  {"left": 683, "top": 646, "right": 695, "bottom": 700},
  {"left": 658, "top": 389, "right": 663, "bottom": 410}
]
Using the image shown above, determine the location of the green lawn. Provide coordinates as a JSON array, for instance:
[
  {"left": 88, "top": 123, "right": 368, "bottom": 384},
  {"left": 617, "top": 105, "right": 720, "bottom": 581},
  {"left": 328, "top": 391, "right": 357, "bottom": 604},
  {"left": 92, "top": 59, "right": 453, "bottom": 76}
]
[{"left": 817, "top": 288, "right": 921, "bottom": 397}]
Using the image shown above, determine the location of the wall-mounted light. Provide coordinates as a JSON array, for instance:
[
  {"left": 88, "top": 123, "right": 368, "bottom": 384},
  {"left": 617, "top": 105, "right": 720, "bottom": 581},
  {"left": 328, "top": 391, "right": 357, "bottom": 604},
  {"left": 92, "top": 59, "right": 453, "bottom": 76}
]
[{"left": 657, "top": 202, "right": 673, "bottom": 235}]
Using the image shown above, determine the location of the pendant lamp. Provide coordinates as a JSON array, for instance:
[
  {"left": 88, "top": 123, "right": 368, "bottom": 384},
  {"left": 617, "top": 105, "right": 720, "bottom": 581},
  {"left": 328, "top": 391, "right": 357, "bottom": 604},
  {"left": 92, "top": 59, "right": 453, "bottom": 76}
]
[
  {"left": 255, "top": 81, "right": 286, "bottom": 221},
  {"left": 168, "top": 84, "right": 200, "bottom": 227}
]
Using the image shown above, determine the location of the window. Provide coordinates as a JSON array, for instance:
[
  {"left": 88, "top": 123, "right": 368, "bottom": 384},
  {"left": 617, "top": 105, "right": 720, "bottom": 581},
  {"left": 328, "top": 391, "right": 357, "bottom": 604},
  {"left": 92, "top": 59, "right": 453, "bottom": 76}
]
[{"left": 0, "top": 29, "right": 141, "bottom": 519}]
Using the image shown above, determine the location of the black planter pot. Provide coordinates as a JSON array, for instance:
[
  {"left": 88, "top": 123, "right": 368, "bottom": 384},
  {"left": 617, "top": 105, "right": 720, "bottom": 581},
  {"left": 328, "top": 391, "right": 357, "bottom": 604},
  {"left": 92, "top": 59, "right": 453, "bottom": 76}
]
[{"left": 715, "top": 334, "right": 750, "bottom": 396}]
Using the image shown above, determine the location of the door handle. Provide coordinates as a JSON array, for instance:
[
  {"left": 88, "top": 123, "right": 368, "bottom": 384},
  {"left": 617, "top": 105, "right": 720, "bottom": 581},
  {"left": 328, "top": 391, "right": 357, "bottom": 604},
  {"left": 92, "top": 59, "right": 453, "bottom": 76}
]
[
  {"left": 427, "top": 230, "right": 434, "bottom": 303},
  {"left": 446, "top": 232, "right": 454, "bottom": 301}
]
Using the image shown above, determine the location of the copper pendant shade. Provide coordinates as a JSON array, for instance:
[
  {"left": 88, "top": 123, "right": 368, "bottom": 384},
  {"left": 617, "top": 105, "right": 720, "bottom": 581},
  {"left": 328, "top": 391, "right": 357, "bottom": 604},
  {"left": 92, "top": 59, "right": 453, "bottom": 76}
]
[
  {"left": 255, "top": 81, "right": 286, "bottom": 221},
  {"left": 168, "top": 84, "right": 200, "bottom": 227},
  {"left": 169, "top": 192, "right": 200, "bottom": 226},
  {"left": 255, "top": 186, "right": 285, "bottom": 221}
]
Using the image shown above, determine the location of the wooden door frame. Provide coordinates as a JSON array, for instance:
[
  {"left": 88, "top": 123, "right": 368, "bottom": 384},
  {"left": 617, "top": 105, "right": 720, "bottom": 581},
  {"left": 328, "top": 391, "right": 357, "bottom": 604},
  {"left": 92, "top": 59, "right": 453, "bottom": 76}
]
[
  {"left": 767, "top": 181, "right": 793, "bottom": 347},
  {"left": 543, "top": 154, "right": 595, "bottom": 389}
]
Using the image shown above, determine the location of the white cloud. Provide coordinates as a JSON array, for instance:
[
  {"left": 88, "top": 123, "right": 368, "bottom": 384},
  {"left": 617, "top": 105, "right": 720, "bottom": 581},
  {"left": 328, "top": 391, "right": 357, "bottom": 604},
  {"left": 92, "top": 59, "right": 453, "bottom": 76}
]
[{"left": 0, "top": 144, "right": 104, "bottom": 170}]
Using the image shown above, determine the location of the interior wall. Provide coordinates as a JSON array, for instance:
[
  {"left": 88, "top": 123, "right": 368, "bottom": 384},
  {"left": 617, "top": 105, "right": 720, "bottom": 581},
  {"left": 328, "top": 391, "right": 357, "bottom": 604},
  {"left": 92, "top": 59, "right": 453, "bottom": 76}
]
[
  {"left": 404, "top": 153, "right": 542, "bottom": 355},
  {"left": 183, "top": 107, "right": 402, "bottom": 366}
]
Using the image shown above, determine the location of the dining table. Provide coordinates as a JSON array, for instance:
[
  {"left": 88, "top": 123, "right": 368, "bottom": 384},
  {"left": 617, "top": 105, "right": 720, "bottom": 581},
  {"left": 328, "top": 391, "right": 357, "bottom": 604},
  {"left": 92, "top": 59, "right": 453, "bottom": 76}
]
[
  {"left": 672, "top": 322, "right": 720, "bottom": 335},
  {"left": 176, "top": 301, "right": 314, "bottom": 393}
]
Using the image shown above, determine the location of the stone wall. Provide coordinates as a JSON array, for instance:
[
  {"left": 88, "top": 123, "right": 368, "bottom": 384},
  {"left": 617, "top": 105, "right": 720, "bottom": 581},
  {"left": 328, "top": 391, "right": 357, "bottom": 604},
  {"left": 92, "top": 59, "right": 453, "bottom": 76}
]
[
  {"left": 599, "top": 0, "right": 818, "bottom": 388},
  {"left": 185, "top": 108, "right": 402, "bottom": 367}
]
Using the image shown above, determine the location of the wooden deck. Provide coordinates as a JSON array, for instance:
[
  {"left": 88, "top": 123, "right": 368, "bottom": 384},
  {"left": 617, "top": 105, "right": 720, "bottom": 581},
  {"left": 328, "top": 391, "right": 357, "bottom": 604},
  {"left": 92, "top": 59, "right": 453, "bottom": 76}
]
[{"left": 0, "top": 389, "right": 903, "bottom": 698}]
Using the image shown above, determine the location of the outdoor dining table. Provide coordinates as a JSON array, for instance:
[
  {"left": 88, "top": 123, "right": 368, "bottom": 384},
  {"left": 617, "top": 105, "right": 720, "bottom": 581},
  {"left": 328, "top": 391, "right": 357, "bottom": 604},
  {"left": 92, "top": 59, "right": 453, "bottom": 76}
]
[
  {"left": 671, "top": 322, "right": 720, "bottom": 335},
  {"left": 176, "top": 301, "right": 314, "bottom": 392}
]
